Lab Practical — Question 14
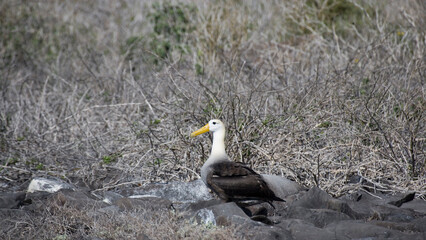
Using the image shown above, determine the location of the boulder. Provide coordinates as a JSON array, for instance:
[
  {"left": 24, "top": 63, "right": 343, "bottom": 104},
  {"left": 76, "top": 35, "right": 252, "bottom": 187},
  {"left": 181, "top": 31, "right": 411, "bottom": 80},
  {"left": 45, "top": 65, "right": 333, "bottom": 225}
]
[
  {"left": 290, "top": 186, "right": 360, "bottom": 219},
  {"left": 285, "top": 206, "right": 352, "bottom": 228},
  {"left": 194, "top": 202, "right": 250, "bottom": 226},
  {"left": 119, "top": 179, "right": 213, "bottom": 204},
  {"left": 277, "top": 219, "right": 336, "bottom": 240},
  {"left": 115, "top": 197, "right": 173, "bottom": 211},
  {"left": 27, "top": 177, "right": 74, "bottom": 193},
  {"left": 261, "top": 174, "right": 305, "bottom": 199},
  {"left": 0, "top": 192, "right": 27, "bottom": 209},
  {"left": 326, "top": 220, "right": 420, "bottom": 239}
]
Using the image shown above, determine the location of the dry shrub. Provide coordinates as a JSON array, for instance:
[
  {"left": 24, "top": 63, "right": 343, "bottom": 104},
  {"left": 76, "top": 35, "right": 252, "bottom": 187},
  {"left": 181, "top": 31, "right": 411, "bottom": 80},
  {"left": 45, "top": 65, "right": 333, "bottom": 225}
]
[
  {"left": 0, "top": 0, "right": 425, "bottom": 238},
  {"left": 2, "top": 199, "right": 237, "bottom": 240}
]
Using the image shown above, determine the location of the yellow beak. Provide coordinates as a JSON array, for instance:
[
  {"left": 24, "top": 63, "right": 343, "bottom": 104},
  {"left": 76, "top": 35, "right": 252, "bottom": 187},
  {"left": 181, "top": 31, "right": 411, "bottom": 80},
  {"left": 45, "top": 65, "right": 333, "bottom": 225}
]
[{"left": 191, "top": 123, "right": 210, "bottom": 137}]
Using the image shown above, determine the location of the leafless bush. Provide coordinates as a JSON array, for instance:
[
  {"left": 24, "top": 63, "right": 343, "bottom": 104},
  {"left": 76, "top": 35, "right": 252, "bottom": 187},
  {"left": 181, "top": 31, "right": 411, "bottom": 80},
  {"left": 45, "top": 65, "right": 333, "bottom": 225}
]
[
  {"left": 0, "top": 0, "right": 424, "bottom": 238},
  {"left": 2, "top": 197, "right": 237, "bottom": 240}
]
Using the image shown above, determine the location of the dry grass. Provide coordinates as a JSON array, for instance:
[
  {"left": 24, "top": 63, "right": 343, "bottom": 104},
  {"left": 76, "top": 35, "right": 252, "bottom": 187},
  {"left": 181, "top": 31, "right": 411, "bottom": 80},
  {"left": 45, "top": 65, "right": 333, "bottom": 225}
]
[
  {"left": 2, "top": 197, "right": 238, "bottom": 239},
  {"left": 0, "top": 0, "right": 425, "bottom": 238}
]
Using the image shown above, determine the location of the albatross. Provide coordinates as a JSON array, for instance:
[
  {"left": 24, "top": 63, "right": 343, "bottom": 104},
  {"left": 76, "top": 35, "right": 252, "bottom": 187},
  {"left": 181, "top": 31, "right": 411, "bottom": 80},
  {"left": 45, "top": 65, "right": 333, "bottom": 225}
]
[{"left": 191, "top": 119, "right": 286, "bottom": 204}]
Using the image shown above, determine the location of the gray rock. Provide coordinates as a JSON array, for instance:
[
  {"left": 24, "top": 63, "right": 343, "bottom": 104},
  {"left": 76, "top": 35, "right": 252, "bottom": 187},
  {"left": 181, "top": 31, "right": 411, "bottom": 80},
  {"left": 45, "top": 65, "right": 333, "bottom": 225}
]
[
  {"left": 401, "top": 199, "right": 426, "bottom": 214},
  {"left": 411, "top": 216, "right": 426, "bottom": 233},
  {"left": 186, "top": 199, "right": 223, "bottom": 212},
  {"left": 261, "top": 174, "right": 305, "bottom": 199},
  {"left": 278, "top": 219, "right": 336, "bottom": 240},
  {"left": 49, "top": 189, "right": 106, "bottom": 210},
  {"left": 22, "top": 191, "right": 52, "bottom": 211},
  {"left": 194, "top": 202, "right": 252, "bottom": 226},
  {"left": 285, "top": 206, "right": 352, "bottom": 228},
  {"left": 387, "top": 192, "right": 415, "bottom": 207},
  {"left": 292, "top": 187, "right": 359, "bottom": 219},
  {"left": 27, "top": 177, "right": 74, "bottom": 193},
  {"left": 208, "top": 202, "right": 249, "bottom": 219},
  {"left": 102, "top": 191, "right": 123, "bottom": 204},
  {"left": 343, "top": 191, "right": 424, "bottom": 221},
  {"left": 326, "top": 220, "right": 421, "bottom": 239},
  {"left": 115, "top": 197, "right": 172, "bottom": 211},
  {"left": 369, "top": 218, "right": 426, "bottom": 233},
  {"left": 250, "top": 228, "right": 292, "bottom": 240},
  {"left": 234, "top": 223, "right": 293, "bottom": 240},
  {"left": 0, "top": 192, "right": 26, "bottom": 209},
  {"left": 24, "top": 188, "right": 104, "bottom": 212},
  {"left": 121, "top": 179, "right": 214, "bottom": 203}
]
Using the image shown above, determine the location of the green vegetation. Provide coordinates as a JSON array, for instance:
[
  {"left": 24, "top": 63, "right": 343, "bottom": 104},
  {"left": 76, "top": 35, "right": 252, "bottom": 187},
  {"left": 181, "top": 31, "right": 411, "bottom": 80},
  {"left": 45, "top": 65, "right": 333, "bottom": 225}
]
[
  {"left": 148, "top": 2, "right": 196, "bottom": 63},
  {"left": 35, "top": 163, "right": 44, "bottom": 171},
  {"left": 317, "top": 121, "right": 332, "bottom": 129},
  {"left": 102, "top": 153, "right": 122, "bottom": 165},
  {"left": 151, "top": 119, "right": 161, "bottom": 125},
  {"left": 122, "top": 1, "right": 196, "bottom": 66}
]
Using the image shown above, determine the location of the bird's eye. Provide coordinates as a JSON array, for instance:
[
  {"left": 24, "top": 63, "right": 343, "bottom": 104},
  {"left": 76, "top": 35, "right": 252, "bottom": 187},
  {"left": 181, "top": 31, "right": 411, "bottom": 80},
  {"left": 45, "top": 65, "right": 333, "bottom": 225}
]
[{"left": 212, "top": 122, "right": 216, "bottom": 125}]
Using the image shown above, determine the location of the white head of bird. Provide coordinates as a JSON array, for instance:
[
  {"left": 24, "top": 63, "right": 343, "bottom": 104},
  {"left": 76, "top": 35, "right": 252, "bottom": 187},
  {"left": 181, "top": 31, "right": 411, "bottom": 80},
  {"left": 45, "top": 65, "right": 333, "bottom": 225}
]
[{"left": 191, "top": 119, "right": 228, "bottom": 160}]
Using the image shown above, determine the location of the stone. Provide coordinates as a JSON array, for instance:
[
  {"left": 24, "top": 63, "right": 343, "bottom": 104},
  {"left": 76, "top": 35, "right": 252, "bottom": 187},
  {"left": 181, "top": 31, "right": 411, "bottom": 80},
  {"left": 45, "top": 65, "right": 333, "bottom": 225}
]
[
  {"left": 194, "top": 202, "right": 252, "bottom": 226},
  {"left": 121, "top": 179, "right": 214, "bottom": 203},
  {"left": 27, "top": 177, "right": 74, "bottom": 193},
  {"left": 388, "top": 192, "right": 415, "bottom": 207},
  {"left": 261, "top": 174, "right": 306, "bottom": 199},
  {"left": 326, "top": 220, "right": 420, "bottom": 239},
  {"left": 278, "top": 219, "right": 336, "bottom": 240},
  {"left": 186, "top": 199, "right": 223, "bottom": 213},
  {"left": 285, "top": 206, "right": 352, "bottom": 228},
  {"left": 0, "top": 192, "right": 27, "bottom": 209},
  {"left": 115, "top": 197, "right": 173, "bottom": 211},
  {"left": 102, "top": 191, "right": 124, "bottom": 204},
  {"left": 402, "top": 199, "right": 426, "bottom": 214},
  {"left": 291, "top": 186, "right": 359, "bottom": 219}
]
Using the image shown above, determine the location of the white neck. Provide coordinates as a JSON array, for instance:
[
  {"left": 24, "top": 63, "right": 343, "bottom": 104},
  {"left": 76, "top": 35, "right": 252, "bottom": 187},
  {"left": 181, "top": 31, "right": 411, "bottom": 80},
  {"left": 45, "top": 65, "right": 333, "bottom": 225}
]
[
  {"left": 201, "top": 127, "right": 229, "bottom": 184},
  {"left": 210, "top": 127, "right": 227, "bottom": 160}
]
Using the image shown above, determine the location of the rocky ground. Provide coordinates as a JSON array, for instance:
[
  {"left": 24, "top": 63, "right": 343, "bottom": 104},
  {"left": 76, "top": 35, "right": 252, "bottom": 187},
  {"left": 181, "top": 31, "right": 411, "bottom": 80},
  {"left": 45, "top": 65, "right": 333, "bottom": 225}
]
[{"left": 1, "top": 176, "right": 424, "bottom": 239}]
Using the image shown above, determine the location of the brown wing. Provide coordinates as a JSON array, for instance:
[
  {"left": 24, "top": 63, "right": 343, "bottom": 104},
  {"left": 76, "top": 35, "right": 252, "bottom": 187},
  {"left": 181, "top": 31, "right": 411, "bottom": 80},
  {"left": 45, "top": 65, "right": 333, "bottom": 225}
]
[
  {"left": 210, "top": 161, "right": 258, "bottom": 177},
  {"left": 206, "top": 161, "right": 284, "bottom": 202}
]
